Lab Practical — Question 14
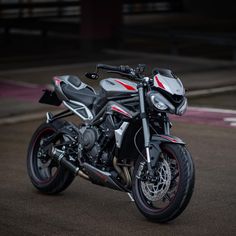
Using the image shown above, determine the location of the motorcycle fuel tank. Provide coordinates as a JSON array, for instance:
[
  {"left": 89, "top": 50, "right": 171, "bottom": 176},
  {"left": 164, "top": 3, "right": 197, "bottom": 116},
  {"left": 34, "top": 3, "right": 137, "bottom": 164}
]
[{"left": 100, "top": 78, "right": 138, "bottom": 97}]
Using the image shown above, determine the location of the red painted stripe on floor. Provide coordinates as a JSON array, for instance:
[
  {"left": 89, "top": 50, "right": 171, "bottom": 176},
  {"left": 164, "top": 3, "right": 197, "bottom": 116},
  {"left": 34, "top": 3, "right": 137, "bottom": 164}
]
[
  {"left": 0, "top": 81, "right": 45, "bottom": 102},
  {"left": 1, "top": 81, "right": 236, "bottom": 128}
]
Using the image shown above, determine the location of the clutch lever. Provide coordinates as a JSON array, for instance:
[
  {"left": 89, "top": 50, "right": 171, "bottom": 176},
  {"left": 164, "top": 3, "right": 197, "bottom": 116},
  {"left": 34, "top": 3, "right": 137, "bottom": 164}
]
[{"left": 106, "top": 70, "right": 139, "bottom": 81}]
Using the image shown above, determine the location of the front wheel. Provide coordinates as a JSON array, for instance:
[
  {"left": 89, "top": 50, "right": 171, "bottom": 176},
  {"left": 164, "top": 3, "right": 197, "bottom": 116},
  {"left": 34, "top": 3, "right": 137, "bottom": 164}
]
[{"left": 132, "top": 144, "right": 195, "bottom": 223}]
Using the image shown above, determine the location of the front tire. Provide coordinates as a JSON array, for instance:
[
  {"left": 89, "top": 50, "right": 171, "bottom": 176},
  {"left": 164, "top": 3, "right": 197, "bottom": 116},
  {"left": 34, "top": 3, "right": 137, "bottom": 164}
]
[
  {"left": 132, "top": 143, "right": 195, "bottom": 223},
  {"left": 27, "top": 121, "right": 75, "bottom": 194}
]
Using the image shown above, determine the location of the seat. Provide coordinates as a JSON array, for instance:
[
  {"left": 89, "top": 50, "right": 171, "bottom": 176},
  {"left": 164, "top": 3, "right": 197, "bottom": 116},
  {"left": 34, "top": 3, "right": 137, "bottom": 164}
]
[
  {"left": 56, "top": 75, "right": 82, "bottom": 87},
  {"left": 61, "top": 83, "right": 97, "bottom": 108},
  {"left": 92, "top": 89, "right": 107, "bottom": 114},
  {"left": 67, "top": 75, "right": 81, "bottom": 87}
]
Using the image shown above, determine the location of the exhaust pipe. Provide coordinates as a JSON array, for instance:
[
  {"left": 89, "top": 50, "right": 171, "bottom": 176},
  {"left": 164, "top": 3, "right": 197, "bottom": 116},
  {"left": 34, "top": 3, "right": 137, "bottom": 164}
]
[
  {"left": 51, "top": 147, "right": 127, "bottom": 191},
  {"left": 83, "top": 163, "right": 126, "bottom": 191},
  {"left": 51, "top": 147, "right": 79, "bottom": 175}
]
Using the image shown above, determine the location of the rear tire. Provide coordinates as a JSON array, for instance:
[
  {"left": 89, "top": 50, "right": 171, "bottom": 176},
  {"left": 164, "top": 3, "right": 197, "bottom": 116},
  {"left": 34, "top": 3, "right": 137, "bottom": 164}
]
[
  {"left": 27, "top": 121, "right": 75, "bottom": 194},
  {"left": 132, "top": 144, "right": 195, "bottom": 222}
]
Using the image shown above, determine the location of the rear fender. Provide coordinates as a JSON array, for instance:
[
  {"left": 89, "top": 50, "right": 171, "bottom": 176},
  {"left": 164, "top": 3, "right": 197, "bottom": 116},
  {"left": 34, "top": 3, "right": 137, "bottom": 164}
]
[
  {"left": 39, "top": 90, "right": 62, "bottom": 106},
  {"left": 38, "top": 76, "right": 69, "bottom": 106},
  {"left": 149, "top": 134, "right": 185, "bottom": 167}
]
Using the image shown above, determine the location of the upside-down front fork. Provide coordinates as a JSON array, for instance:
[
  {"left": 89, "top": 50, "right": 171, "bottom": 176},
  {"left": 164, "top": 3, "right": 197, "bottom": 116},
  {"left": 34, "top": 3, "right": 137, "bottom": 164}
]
[
  {"left": 138, "top": 85, "right": 172, "bottom": 177},
  {"left": 138, "top": 85, "right": 153, "bottom": 175}
]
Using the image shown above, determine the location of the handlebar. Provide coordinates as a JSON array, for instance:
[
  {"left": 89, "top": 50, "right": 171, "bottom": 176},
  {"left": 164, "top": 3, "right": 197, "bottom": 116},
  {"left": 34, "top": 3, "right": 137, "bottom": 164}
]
[
  {"left": 96, "top": 63, "right": 147, "bottom": 82},
  {"left": 97, "top": 64, "right": 119, "bottom": 71},
  {"left": 96, "top": 64, "right": 132, "bottom": 74}
]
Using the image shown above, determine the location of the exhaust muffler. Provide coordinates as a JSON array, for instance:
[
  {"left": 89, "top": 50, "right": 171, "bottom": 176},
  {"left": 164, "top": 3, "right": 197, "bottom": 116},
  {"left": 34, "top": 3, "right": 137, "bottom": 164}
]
[
  {"left": 83, "top": 163, "right": 126, "bottom": 191},
  {"left": 51, "top": 147, "right": 79, "bottom": 175},
  {"left": 51, "top": 147, "right": 126, "bottom": 191}
]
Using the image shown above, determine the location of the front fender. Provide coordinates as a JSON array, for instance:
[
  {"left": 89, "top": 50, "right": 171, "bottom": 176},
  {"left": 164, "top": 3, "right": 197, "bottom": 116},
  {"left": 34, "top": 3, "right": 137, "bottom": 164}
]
[
  {"left": 151, "top": 134, "right": 185, "bottom": 145},
  {"left": 149, "top": 134, "right": 185, "bottom": 167}
]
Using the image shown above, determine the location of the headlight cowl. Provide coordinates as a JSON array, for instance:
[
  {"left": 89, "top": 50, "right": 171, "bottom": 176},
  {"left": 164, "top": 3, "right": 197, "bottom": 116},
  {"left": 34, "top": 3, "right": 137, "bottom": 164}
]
[{"left": 175, "top": 97, "right": 187, "bottom": 116}]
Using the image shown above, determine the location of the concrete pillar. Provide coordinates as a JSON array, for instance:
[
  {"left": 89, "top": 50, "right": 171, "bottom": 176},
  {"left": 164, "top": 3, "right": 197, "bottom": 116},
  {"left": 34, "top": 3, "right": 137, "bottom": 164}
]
[{"left": 80, "top": 0, "right": 122, "bottom": 51}]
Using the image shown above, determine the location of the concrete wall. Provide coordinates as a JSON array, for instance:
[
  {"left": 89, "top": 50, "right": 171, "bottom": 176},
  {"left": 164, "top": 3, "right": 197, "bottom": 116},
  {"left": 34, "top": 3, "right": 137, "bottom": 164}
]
[{"left": 182, "top": 0, "right": 235, "bottom": 18}]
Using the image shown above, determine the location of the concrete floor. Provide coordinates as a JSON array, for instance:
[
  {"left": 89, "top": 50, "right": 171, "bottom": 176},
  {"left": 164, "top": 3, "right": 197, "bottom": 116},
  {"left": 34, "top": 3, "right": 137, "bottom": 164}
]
[{"left": 0, "top": 120, "right": 235, "bottom": 236}]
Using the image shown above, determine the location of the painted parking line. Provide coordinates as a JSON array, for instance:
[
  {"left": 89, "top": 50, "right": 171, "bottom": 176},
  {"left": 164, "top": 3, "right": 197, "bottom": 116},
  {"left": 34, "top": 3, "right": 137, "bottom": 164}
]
[
  {"left": 0, "top": 80, "right": 46, "bottom": 102},
  {"left": 186, "top": 85, "right": 236, "bottom": 97},
  {"left": 0, "top": 80, "right": 236, "bottom": 128},
  {"left": 170, "top": 107, "right": 236, "bottom": 128},
  {"left": 224, "top": 117, "right": 236, "bottom": 126}
]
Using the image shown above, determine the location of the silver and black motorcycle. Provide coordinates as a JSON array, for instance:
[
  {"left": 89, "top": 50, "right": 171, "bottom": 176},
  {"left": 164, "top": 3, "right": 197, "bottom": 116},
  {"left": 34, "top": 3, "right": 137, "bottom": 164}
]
[{"left": 27, "top": 64, "right": 195, "bottom": 222}]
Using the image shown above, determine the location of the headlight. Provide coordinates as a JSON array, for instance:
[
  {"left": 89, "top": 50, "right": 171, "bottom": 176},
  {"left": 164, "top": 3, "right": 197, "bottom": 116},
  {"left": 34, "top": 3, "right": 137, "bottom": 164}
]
[
  {"left": 149, "top": 92, "right": 175, "bottom": 113},
  {"left": 151, "top": 95, "right": 168, "bottom": 110}
]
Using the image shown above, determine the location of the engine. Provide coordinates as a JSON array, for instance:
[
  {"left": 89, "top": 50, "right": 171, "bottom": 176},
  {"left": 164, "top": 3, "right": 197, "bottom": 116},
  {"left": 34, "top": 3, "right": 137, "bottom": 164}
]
[
  {"left": 79, "top": 116, "right": 115, "bottom": 165},
  {"left": 82, "top": 127, "right": 101, "bottom": 160}
]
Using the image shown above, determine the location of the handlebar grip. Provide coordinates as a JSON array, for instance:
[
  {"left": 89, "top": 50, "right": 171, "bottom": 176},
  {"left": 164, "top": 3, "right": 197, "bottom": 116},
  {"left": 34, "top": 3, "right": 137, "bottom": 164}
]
[
  {"left": 97, "top": 64, "right": 120, "bottom": 71},
  {"left": 119, "top": 65, "right": 131, "bottom": 73}
]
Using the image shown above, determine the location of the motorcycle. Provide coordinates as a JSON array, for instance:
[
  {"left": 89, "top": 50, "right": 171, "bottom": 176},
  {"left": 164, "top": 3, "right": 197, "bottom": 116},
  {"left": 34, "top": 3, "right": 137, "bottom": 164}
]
[{"left": 27, "top": 64, "right": 195, "bottom": 222}]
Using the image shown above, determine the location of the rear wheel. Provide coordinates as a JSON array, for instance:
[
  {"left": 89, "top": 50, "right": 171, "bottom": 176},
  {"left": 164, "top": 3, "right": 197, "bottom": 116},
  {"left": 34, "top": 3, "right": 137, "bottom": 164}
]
[
  {"left": 27, "top": 122, "right": 75, "bottom": 194},
  {"left": 132, "top": 144, "right": 195, "bottom": 222}
]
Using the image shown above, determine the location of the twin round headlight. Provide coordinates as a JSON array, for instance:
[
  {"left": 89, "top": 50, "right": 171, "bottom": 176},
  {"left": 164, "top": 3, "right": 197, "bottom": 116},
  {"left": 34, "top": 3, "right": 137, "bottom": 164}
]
[
  {"left": 150, "top": 95, "right": 168, "bottom": 111},
  {"left": 149, "top": 92, "right": 187, "bottom": 116}
]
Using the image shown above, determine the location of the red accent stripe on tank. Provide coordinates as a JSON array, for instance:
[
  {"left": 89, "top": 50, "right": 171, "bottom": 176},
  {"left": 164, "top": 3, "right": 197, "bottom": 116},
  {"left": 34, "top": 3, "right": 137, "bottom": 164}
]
[
  {"left": 115, "top": 79, "right": 136, "bottom": 91},
  {"left": 111, "top": 105, "right": 132, "bottom": 118},
  {"left": 155, "top": 75, "right": 166, "bottom": 90}
]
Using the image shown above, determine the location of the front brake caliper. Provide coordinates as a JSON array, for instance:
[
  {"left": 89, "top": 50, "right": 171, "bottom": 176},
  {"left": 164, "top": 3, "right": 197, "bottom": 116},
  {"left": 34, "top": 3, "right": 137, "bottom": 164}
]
[{"left": 136, "top": 161, "right": 145, "bottom": 179}]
